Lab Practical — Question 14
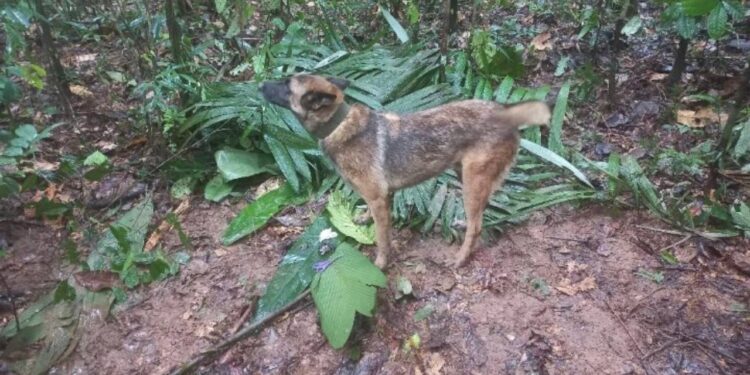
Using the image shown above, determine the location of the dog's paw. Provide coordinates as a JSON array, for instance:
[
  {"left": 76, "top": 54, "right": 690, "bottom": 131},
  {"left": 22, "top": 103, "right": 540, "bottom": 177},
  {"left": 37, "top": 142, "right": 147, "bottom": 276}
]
[
  {"left": 354, "top": 210, "right": 373, "bottom": 225},
  {"left": 374, "top": 255, "right": 388, "bottom": 269},
  {"left": 452, "top": 253, "right": 471, "bottom": 268}
]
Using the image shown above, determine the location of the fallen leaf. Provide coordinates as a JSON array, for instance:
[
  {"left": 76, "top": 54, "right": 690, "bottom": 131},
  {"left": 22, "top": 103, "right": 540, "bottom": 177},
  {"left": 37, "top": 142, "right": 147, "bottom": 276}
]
[
  {"left": 530, "top": 32, "right": 553, "bottom": 50},
  {"left": 32, "top": 160, "right": 59, "bottom": 172},
  {"left": 556, "top": 276, "right": 597, "bottom": 296},
  {"left": 649, "top": 73, "right": 668, "bottom": 81},
  {"left": 44, "top": 184, "right": 57, "bottom": 200},
  {"left": 677, "top": 107, "right": 728, "bottom": 128},
  {"left": 70, "top": 85, "right": 94, "bottom": 98},
  {"left": 75, "top": 53, "right": 97, "bottom": 64},
  {"left": 95, "top": 141, "right": 117, "bottom": 152},
  {"left": 144, "top": 199, "right": 191, "bottom": 252},
  {"left": 73, "top": 271, "right": 121, "bottom": 291},
  {"left": 426, "top": 352, "right": 446, "bottom": 375}
]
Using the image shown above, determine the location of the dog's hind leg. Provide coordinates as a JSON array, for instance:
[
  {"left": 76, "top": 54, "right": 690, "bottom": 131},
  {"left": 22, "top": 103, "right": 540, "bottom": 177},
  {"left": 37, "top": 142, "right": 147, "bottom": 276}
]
[{"left": 454, "top": 143, "right": 517, "bottom": 267}]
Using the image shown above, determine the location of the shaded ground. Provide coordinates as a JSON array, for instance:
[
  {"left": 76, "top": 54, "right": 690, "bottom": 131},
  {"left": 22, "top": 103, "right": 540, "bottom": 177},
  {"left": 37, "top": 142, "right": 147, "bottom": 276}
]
[{"left": 5, "top": 202, "right": 745, "bottom": 374}]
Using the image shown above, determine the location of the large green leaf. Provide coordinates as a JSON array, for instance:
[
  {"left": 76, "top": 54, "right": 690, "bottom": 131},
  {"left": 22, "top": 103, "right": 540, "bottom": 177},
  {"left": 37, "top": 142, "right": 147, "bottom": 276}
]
[
  {"left": 681, "top": 0, "right": 720, "bottom": 16},
  {"left": 706, "top": 5, "right": 729, "bottom": 39},
  {"left": 548, "top": 81, "right": 571, "bottom": 155},
  {"left": 326, "top": 190, "right": 375, "bottom": 245},
  {"left": 311, "top": 243, "right": 386, "bottom": 348},
  {"left": 253, "top": 216, "right": 339, "bottom": 322},
  {"left": 264, "top": 135, "right": 301, "bottom": 192},
  {"left": 87, "top": 198, "right": 154, "bottom": 270},
  {"left": 204, "top": 174, "right": 232, "bottom": 202},
  {"left": 380, "top": 7, "right": 409, "bottom": 44},
  {"left": 222, "top": 182, "right": 305, "bottom": 245},
  {"left": 520, "top": 139, "right": 593, "bottom": 188},
  {"left": 733, "top": 120, "right": 750, "bottom": 158},
  {"left": 214, "top": 148, "right": 275, "bottom": 181},
  {"left": 676, "top": 15, "right": 699, "bottom": 39}
]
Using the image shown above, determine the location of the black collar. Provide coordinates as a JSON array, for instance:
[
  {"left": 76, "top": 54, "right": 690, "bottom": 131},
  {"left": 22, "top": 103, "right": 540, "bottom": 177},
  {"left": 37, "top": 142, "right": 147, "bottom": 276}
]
[{"left": 311, "top": 103, "right": 350, "bottom": 139}]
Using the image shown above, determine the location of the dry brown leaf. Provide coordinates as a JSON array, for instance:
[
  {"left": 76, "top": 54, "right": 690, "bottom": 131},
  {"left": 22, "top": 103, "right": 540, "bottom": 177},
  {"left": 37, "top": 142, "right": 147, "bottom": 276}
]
[
  {"left": 96, "top": 140, "right": 117, "bottom": 152},
  {"left": 649, "top": 73, "right": 668, "bottom": 81},
  {"left": 530, "top": 32, "right": 553, "bottom": 50},
  {"left": 676, "top": 107, "right": 728, "bottom": 128},
  {"left": 426, "top": 352, "right": 446, "bottom": 375},
  {"left": 75, "top": 53, "right": 97, "bottom": 64},
  {"left": 144, "top": 199, "right": 191, "bottom": 252},
  {"left": 31, "top": 160, "right": 59, "bottom": 172},
  {"left": 556, "top": 276, "right": 597, "bottom": 296},
  {"left": 74, "top": 270, "right": 121, "bottom": 291},
  {"left": 255, "top": 177, "right": 283, "bottom": 197},
  {"left": 44, "top": 183, "right": 57, "bottom": 200},
  {"left": 70, "top": 84, "right": 94, "bottom": 97}
]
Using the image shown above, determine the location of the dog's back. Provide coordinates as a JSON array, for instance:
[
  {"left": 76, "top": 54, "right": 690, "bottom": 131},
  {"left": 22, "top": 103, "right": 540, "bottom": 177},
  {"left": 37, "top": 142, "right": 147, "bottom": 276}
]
[{"left": 381, "top": 100, "right": 550, "bottom": 190}]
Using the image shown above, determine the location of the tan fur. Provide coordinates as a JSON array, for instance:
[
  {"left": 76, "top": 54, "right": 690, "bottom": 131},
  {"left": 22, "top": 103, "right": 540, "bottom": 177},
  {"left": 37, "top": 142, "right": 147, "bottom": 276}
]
[{"left": 261, "top": 74, "right": 551, "bottom": 268}]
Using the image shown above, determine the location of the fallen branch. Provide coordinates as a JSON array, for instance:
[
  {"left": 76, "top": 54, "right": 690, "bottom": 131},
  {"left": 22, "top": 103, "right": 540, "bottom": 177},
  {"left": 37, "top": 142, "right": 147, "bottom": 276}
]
[{"left": 167, "top": 290, "right": 311, "bottom": 375}]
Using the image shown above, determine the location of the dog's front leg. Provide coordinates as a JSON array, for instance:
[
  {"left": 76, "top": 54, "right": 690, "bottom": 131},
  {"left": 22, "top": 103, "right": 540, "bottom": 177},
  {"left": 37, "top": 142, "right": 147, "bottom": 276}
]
[{"left": 364, "top": 195, "right": 391, "bottom": 269}]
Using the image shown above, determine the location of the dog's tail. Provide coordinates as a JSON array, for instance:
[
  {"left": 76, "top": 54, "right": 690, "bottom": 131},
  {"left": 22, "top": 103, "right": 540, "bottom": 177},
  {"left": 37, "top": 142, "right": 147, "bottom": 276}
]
[{"left": 500, "top": 101, "right": 551, "bottom": 129}]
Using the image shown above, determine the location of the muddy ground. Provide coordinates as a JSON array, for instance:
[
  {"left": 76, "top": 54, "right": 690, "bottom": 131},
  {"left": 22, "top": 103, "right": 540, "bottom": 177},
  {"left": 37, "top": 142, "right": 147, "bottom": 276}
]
[{"left": 4, "top": 201, "right": 748, "bottom": 375}]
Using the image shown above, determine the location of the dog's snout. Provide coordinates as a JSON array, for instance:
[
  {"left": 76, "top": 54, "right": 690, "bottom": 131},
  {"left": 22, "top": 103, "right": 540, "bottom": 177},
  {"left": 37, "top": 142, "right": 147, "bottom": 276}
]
[{"left": 260, "top": 80, "right": 291, "bottom": 108}]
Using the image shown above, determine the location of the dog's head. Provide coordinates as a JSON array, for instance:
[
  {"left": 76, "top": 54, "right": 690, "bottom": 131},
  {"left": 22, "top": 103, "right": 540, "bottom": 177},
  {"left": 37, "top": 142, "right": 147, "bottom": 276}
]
[{"left": 261, "top": 74, "right": 350, "bottom": 132}]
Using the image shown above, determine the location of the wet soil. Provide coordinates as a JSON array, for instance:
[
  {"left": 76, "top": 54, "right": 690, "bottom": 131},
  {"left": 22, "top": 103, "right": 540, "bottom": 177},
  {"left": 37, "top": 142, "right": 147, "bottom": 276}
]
[{"left": 5, "top": 204, "right": 739, "bottom": 375}]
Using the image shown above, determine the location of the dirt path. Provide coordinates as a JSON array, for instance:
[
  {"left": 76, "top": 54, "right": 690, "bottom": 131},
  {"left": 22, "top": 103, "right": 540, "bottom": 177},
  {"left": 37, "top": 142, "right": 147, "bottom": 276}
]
[{"left": 19, "top": 203, "right": 740, "bottom": 375}]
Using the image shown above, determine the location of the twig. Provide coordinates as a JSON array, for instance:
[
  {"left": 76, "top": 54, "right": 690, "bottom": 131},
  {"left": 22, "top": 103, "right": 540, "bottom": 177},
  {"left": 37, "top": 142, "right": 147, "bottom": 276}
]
[
  {"left": 627, "top": 286, "right": 666, "bottom": 316},
  {"left": 641, "top": 337, "right": 681, "bottom": 360},
  {"left": 218, "top": 297, "right": 257, "bottom": 365},
  {"left": 167, "top": 290, "right": 311, "bottom": 375},
  {"left": 602, "top": 297, "right": 655, "bottom": 375},
  {"left": 545, "top": 235, "right": 589, "bottom": 243},
  {"left": 0, "top": 272, "right": 20, "bottom": 332},
  {"left": 636, "top": 225, "right": 686, "bottom": 236},
  {"left": 659, "top": 234, "right": 692, "bottom": 253}
]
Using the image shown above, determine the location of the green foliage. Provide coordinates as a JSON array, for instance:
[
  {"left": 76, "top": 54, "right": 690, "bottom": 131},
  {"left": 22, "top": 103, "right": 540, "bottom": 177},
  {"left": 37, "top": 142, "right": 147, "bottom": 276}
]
[
  {"left": 326, "top": 190, "right": 375, "bottom": 245},
  {"left": 662, "top": 0, "right": 745, "bottom": 40},
  {"left": 203, "top": 174, "right": 233, "bottom": 202},
  {"left": 311, "top": 243, "right": 387, "bottom": 348},
  {"left": 380, "top": 7, "right": 409, "bottom": 44},
  {"left": 222, "top": 182, "right": 306, "bottom": 245},
  {"left": 549, "top": 81, "right": 571, "bottom": 155},
  {"left": 85, "top": 198, "right": 183, "bottom": 288},
  {"left": 470, "top": 30, "right": 524, "bottom": 79},
  {"left": 1, "top": 123, "right": 60, "bottom": 198},
  {"left": 253, "top": 216, "right": 340, "bottom": 323},
  {"left": 0, "top": 283, "right": 114, "bottom": 375}
]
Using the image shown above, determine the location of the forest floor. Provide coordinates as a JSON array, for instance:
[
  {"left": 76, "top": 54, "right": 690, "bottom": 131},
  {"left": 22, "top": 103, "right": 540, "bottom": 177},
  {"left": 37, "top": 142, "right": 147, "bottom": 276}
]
[{"left": 2, "top": 4, "right": 750, "bottom": 375}]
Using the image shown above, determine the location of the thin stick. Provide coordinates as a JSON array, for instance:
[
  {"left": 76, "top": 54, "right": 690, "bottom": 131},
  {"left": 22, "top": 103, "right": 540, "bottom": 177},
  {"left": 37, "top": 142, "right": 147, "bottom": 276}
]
[
  {"left": 602, "top": 297, "right": 655, "bottom": 375},
  {"left": 658, "top": 234, "right": 692, "bottom": 253},
  {"left": 218, "top": 297, "right": 257, "bottom": 365},
  {"left": 167, "top": 290, "right": 311, "bottom": 375},
  {"left": 636, "top": 225, "right": 686, "bottom": 236},
  {"left": 641, "top": 337, "right": 681, "bottom": 360},
  {"left": 627, "top": 286, "right": 666, "bottom": 316}
]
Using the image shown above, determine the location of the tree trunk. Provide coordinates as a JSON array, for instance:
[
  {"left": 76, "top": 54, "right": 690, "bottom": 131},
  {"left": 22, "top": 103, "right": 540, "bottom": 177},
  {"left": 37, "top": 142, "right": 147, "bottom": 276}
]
[
  {"left": 448, "top": 0, "right": 458, "bottom": 34},
  {"left": 166, "top": 0, "right": 184, "bottom": 63},
  {"left": 667, "top": 37, "right": 689, "bottom": 89},
  {"left": 33, "top": 0, "right": 73, "bottom": 117}
]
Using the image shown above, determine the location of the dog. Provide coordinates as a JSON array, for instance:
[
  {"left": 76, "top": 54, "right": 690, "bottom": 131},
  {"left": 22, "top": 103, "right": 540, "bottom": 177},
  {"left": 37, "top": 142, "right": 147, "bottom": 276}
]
[{"left": 261, "top": 74, "right": 551, "bottom": 268}]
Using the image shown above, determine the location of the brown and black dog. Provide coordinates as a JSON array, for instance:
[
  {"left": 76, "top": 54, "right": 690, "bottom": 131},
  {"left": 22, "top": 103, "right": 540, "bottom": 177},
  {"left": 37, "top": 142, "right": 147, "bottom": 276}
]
[{"left": 261, "top": 74, "right": 550, "bottom": 268}]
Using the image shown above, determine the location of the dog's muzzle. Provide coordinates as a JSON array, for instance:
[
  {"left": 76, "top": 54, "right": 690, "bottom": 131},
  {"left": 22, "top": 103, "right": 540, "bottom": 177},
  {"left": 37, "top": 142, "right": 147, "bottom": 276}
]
[{"left": 260, "top": 80, "right": 292, "bottom": 108}]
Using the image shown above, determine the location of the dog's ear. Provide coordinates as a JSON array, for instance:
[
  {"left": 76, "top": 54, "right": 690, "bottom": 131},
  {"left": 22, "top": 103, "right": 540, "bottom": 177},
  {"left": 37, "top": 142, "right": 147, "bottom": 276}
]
[
  {"left": 327, "top": 77, "right": 350, "bottom": 91},
  {"left": 300, "top": 91, "right": 337, "bottom": 111}
]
